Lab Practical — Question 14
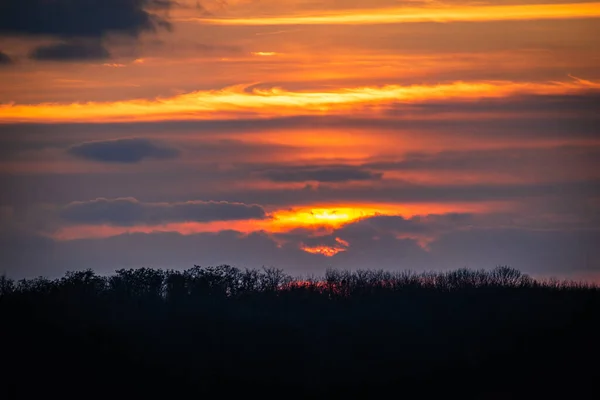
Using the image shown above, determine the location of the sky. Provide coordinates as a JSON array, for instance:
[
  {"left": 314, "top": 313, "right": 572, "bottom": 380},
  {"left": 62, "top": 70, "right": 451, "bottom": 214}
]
[{"left": 0, "top": 0, "right": 599, "bottom": 280}]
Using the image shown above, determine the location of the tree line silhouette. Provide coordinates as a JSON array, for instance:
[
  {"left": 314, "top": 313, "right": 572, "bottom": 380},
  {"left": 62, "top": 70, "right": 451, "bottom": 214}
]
[{"left": 1, "top": 265, "right": 598, "bottom": 397}]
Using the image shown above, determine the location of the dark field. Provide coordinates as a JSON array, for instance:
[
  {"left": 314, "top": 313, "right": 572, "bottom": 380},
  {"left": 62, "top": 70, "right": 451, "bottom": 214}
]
[{"left": 1, "top": 266, "right": 598, "bottom": 398}]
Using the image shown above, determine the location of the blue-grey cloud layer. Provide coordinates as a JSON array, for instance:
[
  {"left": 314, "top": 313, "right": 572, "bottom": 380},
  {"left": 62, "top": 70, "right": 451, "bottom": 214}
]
[
  {"left": 60, "top": 197, "right": 268, "bottom": 226},
  {"left": 68, "top": 138, "right": 179, "bottom": 163},
  {"left": 30, "top": 41, "right": 110, "bottom": 62}
]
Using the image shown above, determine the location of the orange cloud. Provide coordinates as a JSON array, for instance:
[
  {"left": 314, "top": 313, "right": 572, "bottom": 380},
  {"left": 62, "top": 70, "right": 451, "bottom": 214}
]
[
  {"left": 301, "top": 238, "right": 350, "bottom": 257},
  {"left": 181, "top": 2, "right": 600, "bottom": 25},
  {"left": 1, "top": 78, "right": 598, "bottom": 123},
  {"left": 251, "top": 52, "right": 278, "bottom": 56}
]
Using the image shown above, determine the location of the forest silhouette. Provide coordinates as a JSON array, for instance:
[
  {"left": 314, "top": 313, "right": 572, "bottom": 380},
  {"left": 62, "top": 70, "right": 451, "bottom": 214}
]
[{"left": 1, "top": 265, "right": 598, "bottom": 398}]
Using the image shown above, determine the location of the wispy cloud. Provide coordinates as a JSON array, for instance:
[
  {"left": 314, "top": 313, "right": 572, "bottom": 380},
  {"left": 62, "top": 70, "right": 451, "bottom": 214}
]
[
  {"left": 60, "top": 197, "right": 268, "bottom": 226},
  {"left": 180, "top": 2, "right": 600, "bottom": 25},
  {"left": 2, "top": 78, "right": 598, "bottom": 123}
]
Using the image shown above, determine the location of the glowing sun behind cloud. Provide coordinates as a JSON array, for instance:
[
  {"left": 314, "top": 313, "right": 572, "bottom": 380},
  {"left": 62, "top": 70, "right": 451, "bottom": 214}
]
[{"left": 271, "top": 207, "right": 387, "bottom": 230}]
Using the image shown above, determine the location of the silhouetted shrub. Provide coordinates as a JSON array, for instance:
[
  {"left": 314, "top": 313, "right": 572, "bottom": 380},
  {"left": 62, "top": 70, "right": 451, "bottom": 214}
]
[{"left": 1, "top": 265, "right": 598, "bottom": 398}]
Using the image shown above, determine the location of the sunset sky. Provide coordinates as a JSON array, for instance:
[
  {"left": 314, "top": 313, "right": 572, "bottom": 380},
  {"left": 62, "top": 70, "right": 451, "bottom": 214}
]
[{"left": 0, "top": 0, "right": 599, "bottom": 280}]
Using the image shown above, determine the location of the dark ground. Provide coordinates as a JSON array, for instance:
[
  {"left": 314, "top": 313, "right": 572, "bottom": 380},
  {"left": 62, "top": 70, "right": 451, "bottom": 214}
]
[{"left": 1, "top": 266, "right": 598, "bottom": 398}]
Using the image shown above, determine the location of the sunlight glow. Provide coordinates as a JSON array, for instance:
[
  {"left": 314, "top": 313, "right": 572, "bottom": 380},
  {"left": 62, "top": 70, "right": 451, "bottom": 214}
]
[
  {"left": 271, "top": 207, "right": 385, "bottom": 230},
  {"left": 251, "top": 52, "right": 278, "bottom": 56},
  {"left": 180, "top": 3, "right": 600, "bottom": 25},
  {"left": 1, "top": 78, "right": 598, "bottom": 123}
]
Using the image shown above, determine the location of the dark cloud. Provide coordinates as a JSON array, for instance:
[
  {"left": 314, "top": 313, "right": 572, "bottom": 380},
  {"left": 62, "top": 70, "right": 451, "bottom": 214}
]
[
  {"left": 334, "top": 213, "right": 475, "bottom": 244},
  {"left": 339, "top": 215, "right": 425, "bottom": 238},
  {"left": 0, "top": 0, "right": 173, "bottom": 38},
  {"left": 29, "top": 41, "right": 110, "bottom": 62},
  {"left": 260, "top": 166, "right": 383, "bottom": 183},
  {"left": 276, "top": 213, "right": 600, "bottom": 278},
  {"left": 67, "top": 138, "right": 180, "bottom": 163},
  {"left": 0, "top": 51, "right": 12, "bottom": 65},
  {"left": 203, "top": 179, "right": 600, "bottom": 208},
  {"left": 0, "top": 135, "right": 293, "bottom": 164},
  {"left": 59, "top": 197, "right": 268, "bottom": 226}
]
